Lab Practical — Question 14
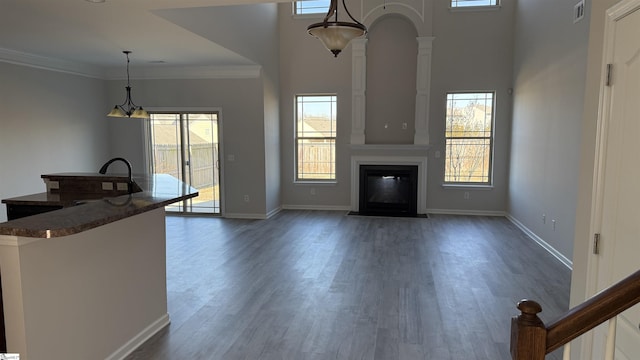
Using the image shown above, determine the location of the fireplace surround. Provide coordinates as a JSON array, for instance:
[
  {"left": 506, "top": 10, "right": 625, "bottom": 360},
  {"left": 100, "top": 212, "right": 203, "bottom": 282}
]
[
  {"left": 350, "top": 153, "right": 428, "bottom": 216},
  {"left": 359, "top": 165, "right": 418, "bottom": 216}
]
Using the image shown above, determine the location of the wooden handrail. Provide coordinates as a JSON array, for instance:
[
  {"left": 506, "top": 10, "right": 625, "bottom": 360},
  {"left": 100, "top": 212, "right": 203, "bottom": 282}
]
[{"left": 510, "top": 269, "right": 640, "bottom": 359}]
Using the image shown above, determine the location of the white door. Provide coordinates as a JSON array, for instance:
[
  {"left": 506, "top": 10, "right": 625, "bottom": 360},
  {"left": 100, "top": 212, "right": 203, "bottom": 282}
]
[{"left": 591, "top": 1, "right": 640, "bottom": 358}]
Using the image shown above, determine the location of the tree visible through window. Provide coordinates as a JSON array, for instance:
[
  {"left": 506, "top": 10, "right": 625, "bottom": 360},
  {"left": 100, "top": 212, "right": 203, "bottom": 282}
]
[
  {"left": 296, "top": 95, "right": 337, "bottom": 180},
  {"left": 445, "top": 92, "right": 494, "bottom": 184}
]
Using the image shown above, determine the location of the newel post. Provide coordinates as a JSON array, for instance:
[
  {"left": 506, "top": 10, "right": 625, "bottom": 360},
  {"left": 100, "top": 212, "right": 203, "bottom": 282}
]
[{"left": 510, "top": 299, "right": 547, "bottom": 360}]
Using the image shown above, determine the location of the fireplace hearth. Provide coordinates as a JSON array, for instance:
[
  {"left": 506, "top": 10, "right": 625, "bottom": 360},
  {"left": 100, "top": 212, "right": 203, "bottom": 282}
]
[{"left": 358, "top": 165, "right": 418, "bottom": 217}]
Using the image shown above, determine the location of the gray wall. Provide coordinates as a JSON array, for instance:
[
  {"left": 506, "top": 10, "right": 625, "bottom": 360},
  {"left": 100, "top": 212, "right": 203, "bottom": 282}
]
[
  {"left": 509, "top": 0, "right": 591, "bottom": 261},
  {"left": 0, "top": 62, "right": 109, "bottom": 222},
  {"left": 278, "top": 4, "right": 354, "bottom": 209},
  {"left": 278, "top": 1, "right": 515, "bottom": 211},
  {"left": 106, "top": 77, "right": 270, "bottom": 217},
  {"left": 427, "top": 0, "right": 515, "bottom": 213}
]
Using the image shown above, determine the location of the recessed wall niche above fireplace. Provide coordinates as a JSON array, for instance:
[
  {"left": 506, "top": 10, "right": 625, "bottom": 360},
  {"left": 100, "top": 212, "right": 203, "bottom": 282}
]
[{"left": 359, "top": 165, "right": 418, "bottom": 217}]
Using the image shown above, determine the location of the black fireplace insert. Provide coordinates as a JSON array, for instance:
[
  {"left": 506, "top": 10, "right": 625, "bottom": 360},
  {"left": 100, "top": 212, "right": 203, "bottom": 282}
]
[{"left": 359, "top": 165, "right": 418, "bottom": 217}]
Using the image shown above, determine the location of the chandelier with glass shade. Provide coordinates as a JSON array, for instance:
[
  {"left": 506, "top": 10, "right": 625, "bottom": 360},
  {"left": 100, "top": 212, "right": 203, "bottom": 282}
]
[
  {"left": 107, "top": 51, "right": 149, "bottom": 119},
  {"left": 307, "top": 0, "right": 367, "bottom": 57}
]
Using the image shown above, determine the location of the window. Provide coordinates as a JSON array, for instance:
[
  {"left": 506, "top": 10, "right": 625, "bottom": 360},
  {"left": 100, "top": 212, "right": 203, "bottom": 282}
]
[
  {"left": 450, "top": 0, "right": 499, "bottom": 8},
  {"left": 444, "top": 92, "right": 494, "bottom": 184},
  {"left": 294, "top": 0, "right": 330, "bottom": 15},
  {"left": 296, "top": 95, "right": 337, "bottom": 181}
]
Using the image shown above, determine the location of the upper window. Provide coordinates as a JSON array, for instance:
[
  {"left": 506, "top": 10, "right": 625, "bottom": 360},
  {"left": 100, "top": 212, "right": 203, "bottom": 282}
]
[
  {"left": 450, "top": 0, "right": 499, "bottom": 8},
  {"left": 295, "top": 95, "right": 337, "bottom": 181},
  {"left": 444, "top": 92, "right": 494, "bottom": 184},
  {"left": 294, "top": 0, "right": 330, "bottom": 15}
]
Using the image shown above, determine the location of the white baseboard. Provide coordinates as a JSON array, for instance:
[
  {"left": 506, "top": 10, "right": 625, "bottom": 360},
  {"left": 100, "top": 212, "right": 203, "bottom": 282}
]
[
  {"left": 506, "top": 214, "right": 573, "bottom": 270},
  {"left": 223, "top": 213, "right": 269, "bottom": 220},
  {"left": 426, "top": 208, "right": 507, "bottom": 217},
  {"left": 266, "top": 207, "right": 282, "bottom": 219},
  {"left": 281, "top": 204, "right": 351, "bottom": 211},
  {"left": 106, "top": 313, "right": 170, "bottom": 360}
]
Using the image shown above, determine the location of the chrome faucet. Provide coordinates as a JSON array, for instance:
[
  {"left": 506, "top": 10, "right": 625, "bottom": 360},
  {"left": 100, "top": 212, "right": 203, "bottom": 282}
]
[{"left": 99, "top": 157, "right": 133, "bottom": 193}]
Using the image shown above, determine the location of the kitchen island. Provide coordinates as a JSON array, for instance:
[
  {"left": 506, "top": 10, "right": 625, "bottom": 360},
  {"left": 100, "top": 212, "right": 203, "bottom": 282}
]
[{"left": 0, "top": 173, "right": 198, "bottom": 360}]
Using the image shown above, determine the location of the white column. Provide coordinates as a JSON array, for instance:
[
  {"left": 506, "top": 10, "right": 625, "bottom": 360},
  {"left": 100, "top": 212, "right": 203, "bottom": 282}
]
[
  {"left": 351, "top": 38, "right": 368, "bottom": 145},
  {"left": 414, "top": 37, "right": 434, "bottom": 145}
]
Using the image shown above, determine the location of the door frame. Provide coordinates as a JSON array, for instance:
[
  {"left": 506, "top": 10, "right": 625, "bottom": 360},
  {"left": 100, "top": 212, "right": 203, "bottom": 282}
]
[
  {"left": 143, "top": 107, "right": 226, "bottom": 216},
  {"left": 583, "top": 0, "right": 640, "bottom": 358}
]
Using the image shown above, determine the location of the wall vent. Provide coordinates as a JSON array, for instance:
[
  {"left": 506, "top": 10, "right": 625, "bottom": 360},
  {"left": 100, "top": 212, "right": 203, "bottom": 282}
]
[{"left": 573, "top": 0, "right": 585, "bottom": 23}]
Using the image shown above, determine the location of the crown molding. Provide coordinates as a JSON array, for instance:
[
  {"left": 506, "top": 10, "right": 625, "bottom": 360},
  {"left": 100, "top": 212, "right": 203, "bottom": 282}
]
[
  {"left": 0, "top": 47, "right": 262, "bottom": 80},
  {"left": 104, "top": 65, "right": 262, "bottom": 80},
  {"left": 0, "top": 47, "right": 105, "bottom": 79}
]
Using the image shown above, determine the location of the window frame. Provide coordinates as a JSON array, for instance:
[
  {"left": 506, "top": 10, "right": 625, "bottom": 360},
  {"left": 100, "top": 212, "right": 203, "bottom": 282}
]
[
  {"left": 443, "top": 91, "right": 495, "bottom": 186},
  {"left": 294, "top": 94, "right": 338, "bottom": 182},
  {"left": 449, "top": 0, "right": 500, "bottom": 11},
  {"left": 292, "top": 1, "right": 330, "bottom": 17}
]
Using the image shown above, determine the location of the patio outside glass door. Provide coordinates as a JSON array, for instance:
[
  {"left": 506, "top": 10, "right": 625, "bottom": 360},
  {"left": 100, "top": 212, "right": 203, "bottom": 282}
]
[{"left": 148, "top": 112, "right": 220, "bottom": 214}]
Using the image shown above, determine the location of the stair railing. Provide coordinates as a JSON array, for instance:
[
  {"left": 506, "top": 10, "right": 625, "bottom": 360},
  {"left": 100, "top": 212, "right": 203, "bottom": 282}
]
[{"left": 510, "top": 269, "right": 640, "bottom": 359}]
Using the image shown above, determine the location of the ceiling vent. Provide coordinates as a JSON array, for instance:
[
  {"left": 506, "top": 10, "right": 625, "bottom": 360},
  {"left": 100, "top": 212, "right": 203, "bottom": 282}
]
[{"left": 573, "top": 0, "right": 585, "bottom": 23}]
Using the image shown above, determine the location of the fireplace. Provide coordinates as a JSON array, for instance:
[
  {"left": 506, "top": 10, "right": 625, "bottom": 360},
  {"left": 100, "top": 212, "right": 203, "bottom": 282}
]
[{"left": 358, "top": 165, "right": 418, "bottom": 217}]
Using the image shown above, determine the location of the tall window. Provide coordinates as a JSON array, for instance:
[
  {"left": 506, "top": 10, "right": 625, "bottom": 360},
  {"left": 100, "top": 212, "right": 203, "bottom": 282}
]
[
  {"left": 451, "top": 0, "right": 498, "bottom": 8},
  {"left": 296, "top": 95, "right": 337, "bottom": 181},
  {"left": 444, "top": 92, "right": 494, "bottom": 184},
  {"left": 294, "top": 0, "right": 330, "bottom": 15}
]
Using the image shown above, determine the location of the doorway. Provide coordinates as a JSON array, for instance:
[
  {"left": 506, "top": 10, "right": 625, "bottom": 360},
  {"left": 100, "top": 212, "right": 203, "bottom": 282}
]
[
  {"left": 148, "top": 112, "right": 221, "bottom": 215},
  {"left": 588, "top": 0, "right": 640, "bottom": 358}
]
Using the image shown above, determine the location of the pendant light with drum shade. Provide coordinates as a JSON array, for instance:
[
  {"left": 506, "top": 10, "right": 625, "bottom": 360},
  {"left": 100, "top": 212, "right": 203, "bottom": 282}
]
[
  {"left": 307, "top": 0, "right": 367, "bottom": 57},
  {"left": 107, "top": 51, "right": 149, "bottom": 119}
]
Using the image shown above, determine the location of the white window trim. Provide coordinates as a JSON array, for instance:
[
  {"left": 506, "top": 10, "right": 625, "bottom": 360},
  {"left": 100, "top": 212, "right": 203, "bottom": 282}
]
[
  {"left": 443, "top": 91, "right": 495, "bottom": 185},
  {"left": 294, "top": 94, "right": 337, "bottom": 182}
]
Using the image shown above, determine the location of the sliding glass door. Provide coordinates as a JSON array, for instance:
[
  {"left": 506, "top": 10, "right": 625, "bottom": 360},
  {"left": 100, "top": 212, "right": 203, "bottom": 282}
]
[{"left": 148, "top": 112, "right": 220, "bottom": 214}]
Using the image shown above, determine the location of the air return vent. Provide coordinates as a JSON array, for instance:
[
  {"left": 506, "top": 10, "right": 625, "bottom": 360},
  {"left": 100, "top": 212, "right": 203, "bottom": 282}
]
[{"left": 573, "top": 0, "right": 585, "bottom": 23}]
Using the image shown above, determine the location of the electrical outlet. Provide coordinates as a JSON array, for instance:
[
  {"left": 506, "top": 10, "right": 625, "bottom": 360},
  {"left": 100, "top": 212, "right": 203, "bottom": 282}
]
[
  {"left": 542, "top": 213, "right": 546, "bottom": 224},
  {"left": 244, "top": 195, "right": 250, "bottom": 202},
  {"left": 402, "top": 122, "right": 408, "bottom": 130},
  {"left": 552, "top": 219, "right": 557, "bottom": 231},
  {"left": 116, "top": 182, "right": 128, "bottom": 191},
  {"left": 464, "top": 191, "right": 470, "bottom": 200},
  {"left": 102, "top": 182, "right": 114, "bottom": 190},
  {"left": 310, "top": 188, "right": 316, "bottom": 195}
]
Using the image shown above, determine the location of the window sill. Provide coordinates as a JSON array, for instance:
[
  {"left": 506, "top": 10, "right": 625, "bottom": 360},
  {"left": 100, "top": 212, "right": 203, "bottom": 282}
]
[
  {"left": 294, "top": 180, "right": 338, "bottom": 186},
  {"left": 442, "top": 184, "right": 493, "bottom": 190}
]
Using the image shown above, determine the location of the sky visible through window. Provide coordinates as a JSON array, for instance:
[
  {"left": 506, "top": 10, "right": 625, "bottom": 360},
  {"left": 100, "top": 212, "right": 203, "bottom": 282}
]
[
  {"left": 295, "top": 0, "right": 330, "bottom": 15},
  {"left": 451, "top": 0, "right": 498, "bottom": 7}
]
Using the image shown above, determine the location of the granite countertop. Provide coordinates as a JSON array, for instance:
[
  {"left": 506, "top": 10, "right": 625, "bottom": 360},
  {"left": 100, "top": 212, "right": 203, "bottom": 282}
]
[{"left": 0, "top": 174, "right": 198, "bottom": 238}]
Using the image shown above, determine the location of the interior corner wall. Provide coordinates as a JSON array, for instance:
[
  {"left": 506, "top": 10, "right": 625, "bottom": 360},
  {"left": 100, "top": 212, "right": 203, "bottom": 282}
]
[
  {"left": 0, "top": 62, "right": 110, "bottom": 222},
  {"left": 264, "top": 74, "right": 281, "bottom": 215},
  {"left": 106, "top": 77, "right": 268, "bottom": 217},
  {"left": 508, "top": 0, "right": 591, "bottom": 261}
]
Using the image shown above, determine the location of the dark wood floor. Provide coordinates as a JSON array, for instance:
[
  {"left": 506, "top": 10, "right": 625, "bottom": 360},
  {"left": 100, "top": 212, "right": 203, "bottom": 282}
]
[{"left": 125, "top": 210, "right": 571, "bottom": 360}]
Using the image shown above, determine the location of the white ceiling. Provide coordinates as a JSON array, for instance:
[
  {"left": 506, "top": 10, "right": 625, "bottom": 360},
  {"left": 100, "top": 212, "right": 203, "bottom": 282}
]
[{"left": 0, "top": 0, "right": 291, "bottom": 76}]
